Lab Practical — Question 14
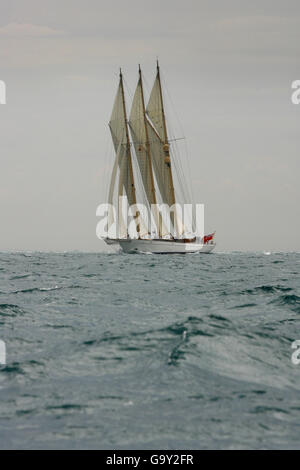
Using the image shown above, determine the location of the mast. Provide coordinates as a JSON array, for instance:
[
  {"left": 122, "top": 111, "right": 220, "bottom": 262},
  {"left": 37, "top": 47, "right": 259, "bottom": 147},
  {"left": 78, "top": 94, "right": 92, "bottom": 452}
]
[
  {"left": 119, "top": 68, "right": 140, "bottom": 236},
  {"left": 156, "top": 60, "right": 176, "bottom": 209},
  {"left": 138, "top": 64, "right": 161, "bottom": 237}
]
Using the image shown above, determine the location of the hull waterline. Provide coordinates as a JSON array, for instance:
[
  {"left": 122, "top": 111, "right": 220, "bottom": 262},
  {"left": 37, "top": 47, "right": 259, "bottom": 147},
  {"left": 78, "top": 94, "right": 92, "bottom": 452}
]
[{"left": 104, "top": 238, "right": 216, "bottom": 254}]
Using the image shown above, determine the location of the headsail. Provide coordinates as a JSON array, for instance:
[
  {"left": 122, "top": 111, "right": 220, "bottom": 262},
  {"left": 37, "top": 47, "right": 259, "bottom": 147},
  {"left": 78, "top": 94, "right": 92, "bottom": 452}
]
[{"left": 146, "top": 71, "right": 165, "bottom": 141}]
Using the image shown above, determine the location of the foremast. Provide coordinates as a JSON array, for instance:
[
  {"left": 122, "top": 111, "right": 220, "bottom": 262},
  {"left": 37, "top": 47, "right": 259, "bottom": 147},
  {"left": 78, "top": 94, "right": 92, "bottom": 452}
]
[{"left": 108, "top": 70, "right": 144, "bottom": 238}]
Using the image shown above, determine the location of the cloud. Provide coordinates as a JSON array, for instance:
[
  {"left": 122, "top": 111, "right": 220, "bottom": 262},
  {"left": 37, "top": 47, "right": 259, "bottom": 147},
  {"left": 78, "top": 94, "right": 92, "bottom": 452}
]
[
  {"left": 213, "top": 15, "right": 300, "bottom": 32},
  {"left": 0, "top": 22, "right": 66, "bottom": 37}
]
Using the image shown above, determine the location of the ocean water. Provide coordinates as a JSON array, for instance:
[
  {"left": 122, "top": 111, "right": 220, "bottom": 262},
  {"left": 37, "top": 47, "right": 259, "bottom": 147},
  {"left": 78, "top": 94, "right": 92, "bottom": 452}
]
[{"left": 0, "top": 251, "right": 299, "bottom": 450}]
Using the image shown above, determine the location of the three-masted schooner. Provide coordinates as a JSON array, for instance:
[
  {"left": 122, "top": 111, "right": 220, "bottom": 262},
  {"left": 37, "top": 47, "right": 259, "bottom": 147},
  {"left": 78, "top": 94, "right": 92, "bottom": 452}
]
[{"left": 103, "top": 62, "right": 216, "bottom": 254}]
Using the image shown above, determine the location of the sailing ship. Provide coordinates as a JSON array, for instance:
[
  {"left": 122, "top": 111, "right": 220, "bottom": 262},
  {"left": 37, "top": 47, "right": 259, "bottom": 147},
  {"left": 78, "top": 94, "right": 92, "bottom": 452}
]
[{"left": 103, "top": 62, "right": 216, "bottom": 254}]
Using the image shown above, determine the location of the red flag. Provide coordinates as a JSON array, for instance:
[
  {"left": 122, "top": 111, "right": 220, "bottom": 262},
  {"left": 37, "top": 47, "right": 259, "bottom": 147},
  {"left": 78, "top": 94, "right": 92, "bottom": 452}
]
[{"left": 203, "top": 232, "right": 215, "bottom": 244}]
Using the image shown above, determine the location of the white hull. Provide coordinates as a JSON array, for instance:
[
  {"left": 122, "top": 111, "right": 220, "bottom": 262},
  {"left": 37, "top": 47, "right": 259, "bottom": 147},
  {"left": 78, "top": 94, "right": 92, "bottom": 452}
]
[{"left": 104, "top": 238, "right": 215, "bottom": 254}]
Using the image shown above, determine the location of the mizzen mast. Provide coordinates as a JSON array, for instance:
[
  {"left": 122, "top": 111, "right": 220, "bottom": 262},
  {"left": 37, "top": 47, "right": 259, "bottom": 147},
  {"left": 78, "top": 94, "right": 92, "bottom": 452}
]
[{"left": 155, "top": 60, "right": 176, "bottom": 209}]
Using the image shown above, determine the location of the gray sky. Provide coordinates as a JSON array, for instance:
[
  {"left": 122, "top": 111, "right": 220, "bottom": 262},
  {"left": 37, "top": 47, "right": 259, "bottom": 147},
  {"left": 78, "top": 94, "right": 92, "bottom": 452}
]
[{"left": 0, "top": 0, "right": 299, "bottom": 252}]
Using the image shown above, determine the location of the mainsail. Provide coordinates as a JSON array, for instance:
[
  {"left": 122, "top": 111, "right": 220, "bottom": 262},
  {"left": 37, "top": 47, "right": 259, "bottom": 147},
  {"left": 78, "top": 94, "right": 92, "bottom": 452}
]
[
  {"left": 129, "top": 69, "right": 156, "bottom": 206},
  {"left": 108, "top": 70, "right": 146, "bottom": 237},
  {"left": 129, "top": 66, "right": 164, "bottom": 236}
]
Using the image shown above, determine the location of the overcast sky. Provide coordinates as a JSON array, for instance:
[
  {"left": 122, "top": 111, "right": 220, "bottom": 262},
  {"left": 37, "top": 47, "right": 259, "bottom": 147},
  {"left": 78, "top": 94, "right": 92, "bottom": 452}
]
[{"left": 0, "top": 0, "right": 299, "bottom": 252}]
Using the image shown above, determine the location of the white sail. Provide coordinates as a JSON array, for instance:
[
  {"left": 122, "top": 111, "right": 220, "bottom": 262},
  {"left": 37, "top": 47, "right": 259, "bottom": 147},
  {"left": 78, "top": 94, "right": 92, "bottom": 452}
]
[
  {"left": 129, "top": 79, "right": 155, "bottom": 207},
  {"left": 117, "top": 141, "right": 129, "bottom": 238},
  {"left": 108, "top": 80, "right": 136, "bottom": 209},
  {"left": 118, "top": 134, "right": 136, "bottom": 209},
  {"left": 109, "top": 83, "right": 125, "bottom": 152},
  {"left": 146, "top": 75, "right": 165, "bottom": 141},
  {"left": 129, "top": 74, "right": 166, "bottom": 236},
  {"left": 146, "top": 122, "right": 174, "bottom": 208},
  {"left": 107, "top": 139, "right": 127, "bottom": 236},
  {"left": 107, "top": 143, "right": 120, "bottom": 232}
]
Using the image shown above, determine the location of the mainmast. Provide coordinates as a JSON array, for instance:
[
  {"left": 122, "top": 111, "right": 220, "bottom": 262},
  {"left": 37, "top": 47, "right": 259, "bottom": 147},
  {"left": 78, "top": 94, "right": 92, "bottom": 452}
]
[
  {"left": 119, "top": 68, "right": 140, "bottom": 236},
  {"left": 138, "top": 65, "right": 161, "bottom": 237}
]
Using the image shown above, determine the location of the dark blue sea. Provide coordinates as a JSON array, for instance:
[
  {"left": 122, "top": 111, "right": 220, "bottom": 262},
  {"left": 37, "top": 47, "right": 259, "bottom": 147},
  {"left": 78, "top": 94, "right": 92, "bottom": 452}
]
[{"left": 0, "top": 251, "right": 299, "bottom": 449}]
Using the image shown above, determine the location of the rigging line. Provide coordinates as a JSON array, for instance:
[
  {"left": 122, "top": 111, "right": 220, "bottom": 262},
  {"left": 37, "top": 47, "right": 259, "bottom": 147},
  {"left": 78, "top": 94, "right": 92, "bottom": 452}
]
[
  {"left": 166, "top": 120, "right": 188, "bottom": 203},
  {"left": 123, "top": 75, "right": 134, "bottom": 103},
  {"left": 157, "top": 88, "right": 190, "bottom": 207},
  {"left": 172, "top": 148, "right": 186, "bottom": 204},
  {"left": 168, "top": 137, "right": 186, "bottom": 142},
  {"left": 103, "top": 131, "right": 114, "bottom": 207},
  {"left": 122, "top": 75, "right": 150, "bottom": 225},
  {"left": 141, "top": 72, "right": 152, "bottom": 102},
  {"left": 160, "top": 69, "right": 196, "bottom": 207},
  {"left": 129, "top": 122, "right": 153, "bottom": 232},
  {"left": 172, "top": 140, "right": 192, "bottom": 210},
  {"left": 175, "top": 139, "right": 193, "bottom": 206},
  {"left": 134, "top": 171, "right": 153, "bottom": 235},
  {"left": 169, "top": 117, "right": 194, "bottom": 211}
]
